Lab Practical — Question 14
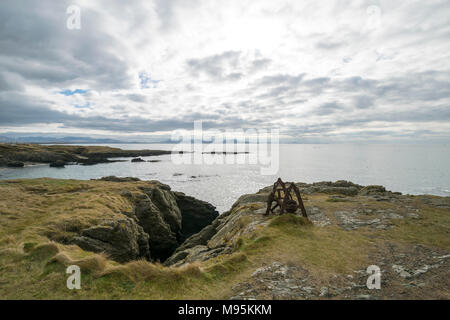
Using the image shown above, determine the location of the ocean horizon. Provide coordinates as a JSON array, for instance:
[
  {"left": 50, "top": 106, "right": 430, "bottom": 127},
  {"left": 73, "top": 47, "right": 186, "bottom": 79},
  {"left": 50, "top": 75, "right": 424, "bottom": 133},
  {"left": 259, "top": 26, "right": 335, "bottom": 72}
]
[{"left": 1, "top": 143, "right": 448, "bottom": 213}]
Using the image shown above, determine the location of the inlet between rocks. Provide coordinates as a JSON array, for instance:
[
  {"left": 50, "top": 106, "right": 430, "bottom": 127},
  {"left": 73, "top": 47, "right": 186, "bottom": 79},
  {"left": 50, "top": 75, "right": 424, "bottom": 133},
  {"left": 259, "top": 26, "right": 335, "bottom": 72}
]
[{"left": 71, "top": 177, "right": 219, "bottom": 263}]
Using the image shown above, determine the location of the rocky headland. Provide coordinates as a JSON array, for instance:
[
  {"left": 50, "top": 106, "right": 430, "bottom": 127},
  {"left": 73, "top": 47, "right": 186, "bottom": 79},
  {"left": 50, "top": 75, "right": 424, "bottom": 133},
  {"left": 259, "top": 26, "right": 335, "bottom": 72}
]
[
  {"left": 0, "top": 143, "right": 172, "bottom": 167},
  {"left": 0, "top": 178, "right": 448, "bottom": 299}
]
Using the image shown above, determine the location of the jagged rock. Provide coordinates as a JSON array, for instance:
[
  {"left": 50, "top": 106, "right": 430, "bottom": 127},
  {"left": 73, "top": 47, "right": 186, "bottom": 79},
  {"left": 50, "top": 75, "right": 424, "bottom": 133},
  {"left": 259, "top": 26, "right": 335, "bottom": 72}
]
[
  {"left": 359, "top": 185, "right": 387, "bottom": 195},
  {"left": 98, "top": 176, "right": 141, "bottom": 182},
  {"left": 174, "top": 192, "right": 219, "bottom": 241},
  {"left": 78, "top": 156, "right": 118, "bottom": 165},
  {"left": 306, "top": 207, "right": 331, "bottom": 227},
  {"left": 65, "top": 180, "right": 219, "bottom": 263},
  {"left": 133, "top": 190, "right": 180, "bottom": 261},
  {"left": 131, "top": 158, "right": 145, "bottom": 162},
  {"left": 168, "top": 245, "right": 228, "bottom": 266},
  {"left": 164, "top": 220, "right": 221, "bottom": 266},
  {"left": 7, "top": 161, "right": 24, "bottom": 167},
  {"left": 297, "top": 181, "right": 363, "bottom": 196},
  {"left": 72, "top": 218, "right": 150, "bottom": 263},
  {"left": 165, "top": 193, "right": 269, "bottom": 266},
  {"left": 231, "top": 193, "right": 269, "bottom": 208},
  {"left": 49, "top": 160, "right": 66, "bottom": 168},
  {"left": 392, "top": 265, "right": 412, "bottom": 278},
  {"left": 258, "top": 181, "right": 363, "bottom": 196}
]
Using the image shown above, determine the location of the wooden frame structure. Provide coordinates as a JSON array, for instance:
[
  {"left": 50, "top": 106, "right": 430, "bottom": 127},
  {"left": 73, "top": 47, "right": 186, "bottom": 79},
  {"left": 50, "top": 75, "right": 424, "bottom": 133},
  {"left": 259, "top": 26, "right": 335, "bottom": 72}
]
[{"left": 265, "top": 178, "right": 308, "bottom": 217}]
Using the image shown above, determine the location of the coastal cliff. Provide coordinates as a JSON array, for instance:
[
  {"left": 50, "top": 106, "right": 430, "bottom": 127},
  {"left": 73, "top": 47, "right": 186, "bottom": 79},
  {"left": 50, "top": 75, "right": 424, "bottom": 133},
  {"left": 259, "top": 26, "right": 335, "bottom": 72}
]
[{"left": 0, "top": 178, "right": 448, "bottom": 299}]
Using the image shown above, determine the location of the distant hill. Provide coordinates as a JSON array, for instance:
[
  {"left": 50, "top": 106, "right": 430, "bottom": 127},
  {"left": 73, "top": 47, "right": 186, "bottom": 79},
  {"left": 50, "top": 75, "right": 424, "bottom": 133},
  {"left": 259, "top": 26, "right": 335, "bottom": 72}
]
[{"left": 0, "top": 136, "right": 131, "bottom": 144}]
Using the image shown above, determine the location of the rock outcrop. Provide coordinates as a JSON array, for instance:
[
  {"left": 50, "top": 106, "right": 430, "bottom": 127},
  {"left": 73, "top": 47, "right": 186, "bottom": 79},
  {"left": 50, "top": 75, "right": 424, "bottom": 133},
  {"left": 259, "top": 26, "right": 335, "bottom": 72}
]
[
  {"left": 49, "top": 160, "right": 66, "bottom": 168},
  {"left": 72, "top": 218, "right": 150, "bottom": 263},
  {"left": 69, "top": 178, "right": 219, "bottom": 263},
  {"left": 164, "top": 180, "right": 416, "bottom": 267},
  {"left": 174, "top": 192, "right": 219, "bottom": 241},
  {"left": 132, "top": 185, "right": 182, "bottom": 261},
  {"left": 0, "top": 143, "right": 172, "bottom": 167},
  {"left": 7, "top": 161, "right": 24, "bottom": 167}
]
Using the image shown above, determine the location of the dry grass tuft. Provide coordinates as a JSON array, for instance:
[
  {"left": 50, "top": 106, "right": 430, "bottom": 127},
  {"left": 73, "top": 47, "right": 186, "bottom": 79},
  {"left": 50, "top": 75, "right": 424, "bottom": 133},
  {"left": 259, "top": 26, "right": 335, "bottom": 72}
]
[
  {"left": 0, "top": 235, "right": 16, "bottom": 246},
  {"left": 268, "top": 214, "right": 313, "bottom": 227},
  {"left": 27, "top": 242, "right": 60, "bottom": 260},
  {"left": 50, "top": 251, "right": 108, "bottom": 273},
  {"left": 0, "top": 247, "right": 25, "bottom": 259},
  {"left": 100, "top": 259, "right": 204, "bottom": 283}
]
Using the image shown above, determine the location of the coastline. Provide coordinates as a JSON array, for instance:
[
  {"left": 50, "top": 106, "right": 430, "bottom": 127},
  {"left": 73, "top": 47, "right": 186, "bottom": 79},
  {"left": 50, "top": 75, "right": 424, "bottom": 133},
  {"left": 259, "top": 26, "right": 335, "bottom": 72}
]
[{"left": 0, "top": 143, "right": 173, "bottom": 168}]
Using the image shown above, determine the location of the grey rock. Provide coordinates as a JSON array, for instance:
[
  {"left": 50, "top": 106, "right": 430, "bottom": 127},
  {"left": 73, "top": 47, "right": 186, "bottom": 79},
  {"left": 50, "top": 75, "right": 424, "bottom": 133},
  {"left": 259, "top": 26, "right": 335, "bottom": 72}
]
[
  {"left": 98, "top": 176, "right": 141, "bottom": 182},
  {"left": 7, "top": 161, "right": 24, "bottom": 168},
  {"left": 319, "top": 287, "right": 329, "bottom": 297},
  {"left": 174, "top": 192, "right": 219, "bottom": 241},
  {"left": 302, "top": 286, "right": 314, "bottom": 294},
  {"left": 72, "top": 218, "right": 150, "bottom": 263},
  {"left": 134, "top": 191, "right": 180, "bottom": 261},
  {"left": 359, "top": 185, "right": 387, "bottom": 196},
  {"left": 49, "top": 160, "right": 66, "bottom": 168},
  {"left": 392, "top": 265, "right": 412, "bottom": 278}
]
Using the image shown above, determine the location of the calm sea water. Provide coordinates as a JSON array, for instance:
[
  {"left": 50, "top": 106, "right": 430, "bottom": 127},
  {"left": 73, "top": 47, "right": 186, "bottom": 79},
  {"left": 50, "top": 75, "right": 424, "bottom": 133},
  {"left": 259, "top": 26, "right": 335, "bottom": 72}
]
[{"left": 1, "top": 144, "right": 449, "bottom": 213}]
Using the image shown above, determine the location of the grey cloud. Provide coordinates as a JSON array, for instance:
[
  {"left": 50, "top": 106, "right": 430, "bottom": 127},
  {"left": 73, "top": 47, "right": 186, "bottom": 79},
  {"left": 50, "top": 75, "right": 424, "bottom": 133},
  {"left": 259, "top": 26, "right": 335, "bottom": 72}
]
[
  {"left": 256, "top": 74, "right": 305, "bottom": 87},
  {"left": 186, "top": 51, "right": 242, "bottom": 81},
  {"left": 250, "top": 58, "right": 272, "bottom": 73},
  {"left": 316, "top": 40, "right": 346, "bottom": 50},
  {"left": 354, "top": 96, "right": 374, "bottom": 109},
  {"left": 0, "top": 1, "right": 449, "bottom": 142},
  {"left": 0, "top": 93, "right": 76, "bottom": 125},
  {"left": 0, "top": 92, "right": 262, "bottom": 132},
  {"left": 0, "top": 0, "right": 134, "bottom": 91},
  {"left": 0, "top": 72, "right": 23, "bottom": 92},
  {"left": 187, "top": 52, "right": 273, "bottom": 82},
  {"left": 227, "top": 73, "right": 243, "bottom": 81},
  {"left": 123, "top": 94, "right": 148, "bottom": 103},
  {"left": 62, "top": 113, "right": 262, "bottom": 133},
  {"left": 314, "top": 102, "right": 344, "bottom": 116}
]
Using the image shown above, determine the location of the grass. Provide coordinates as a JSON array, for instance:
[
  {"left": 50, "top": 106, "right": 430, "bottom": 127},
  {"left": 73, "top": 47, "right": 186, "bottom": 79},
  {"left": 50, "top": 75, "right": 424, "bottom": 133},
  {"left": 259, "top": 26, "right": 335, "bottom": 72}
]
[
  {"left": 0, "top": 178, "right": 449, "bottom": 299},
  {"left": 383, "top": 206, "right": 450, "bottom": 249}
]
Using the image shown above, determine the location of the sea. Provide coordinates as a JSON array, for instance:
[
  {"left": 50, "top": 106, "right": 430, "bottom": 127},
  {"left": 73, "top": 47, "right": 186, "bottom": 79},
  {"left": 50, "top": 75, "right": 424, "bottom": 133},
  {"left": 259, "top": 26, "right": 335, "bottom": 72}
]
[{"left": 1, "top": 144, "right": 449, "bottom": 213}]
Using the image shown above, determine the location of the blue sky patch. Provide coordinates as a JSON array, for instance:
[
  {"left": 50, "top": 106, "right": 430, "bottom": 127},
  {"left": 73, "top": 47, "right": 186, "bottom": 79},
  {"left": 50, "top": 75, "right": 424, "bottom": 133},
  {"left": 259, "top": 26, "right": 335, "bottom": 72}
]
[
  {"left": 59, "top": 89, "right": 89, "bottom": 96},
  {"left": 139, "top": 72, "right": 161, "bottom": 89}
]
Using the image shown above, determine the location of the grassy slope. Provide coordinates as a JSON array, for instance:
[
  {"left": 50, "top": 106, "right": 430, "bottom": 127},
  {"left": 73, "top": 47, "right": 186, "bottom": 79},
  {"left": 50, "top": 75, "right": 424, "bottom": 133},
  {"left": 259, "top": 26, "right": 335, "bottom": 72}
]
[{"left": 0, "top": 179, "right": 449, "bottom": 299}]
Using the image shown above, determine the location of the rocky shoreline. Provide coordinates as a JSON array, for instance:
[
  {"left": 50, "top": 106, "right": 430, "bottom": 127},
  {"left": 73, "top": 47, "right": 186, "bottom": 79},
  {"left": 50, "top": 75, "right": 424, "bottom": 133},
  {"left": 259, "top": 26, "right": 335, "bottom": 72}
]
[
  {"left": 0, "top": 177, "right": 448, "bottom": 299},
  {"left": 0, "top": 143, "right": 172, "bottom": 167}
]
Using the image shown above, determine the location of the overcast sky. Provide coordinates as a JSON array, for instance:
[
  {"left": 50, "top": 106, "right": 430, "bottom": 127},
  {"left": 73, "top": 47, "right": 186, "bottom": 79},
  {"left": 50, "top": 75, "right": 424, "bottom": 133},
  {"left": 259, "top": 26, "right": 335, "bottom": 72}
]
[{"left": 1, "top": 0, "right": 449, "bottom": 142}]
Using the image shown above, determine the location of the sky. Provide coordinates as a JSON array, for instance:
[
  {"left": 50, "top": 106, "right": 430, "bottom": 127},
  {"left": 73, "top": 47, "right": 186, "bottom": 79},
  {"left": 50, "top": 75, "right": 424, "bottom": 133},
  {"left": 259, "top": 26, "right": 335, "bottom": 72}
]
[{"left": 0, "top": 0, "right": 449, "bottom": 143}]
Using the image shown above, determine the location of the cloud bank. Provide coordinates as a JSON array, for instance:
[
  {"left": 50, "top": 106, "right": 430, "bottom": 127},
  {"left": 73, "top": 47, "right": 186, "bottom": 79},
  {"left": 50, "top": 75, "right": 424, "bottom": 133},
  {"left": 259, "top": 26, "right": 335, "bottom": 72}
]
[{"left": 1, "top": 0, "right": 449, "bottom": 142}]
